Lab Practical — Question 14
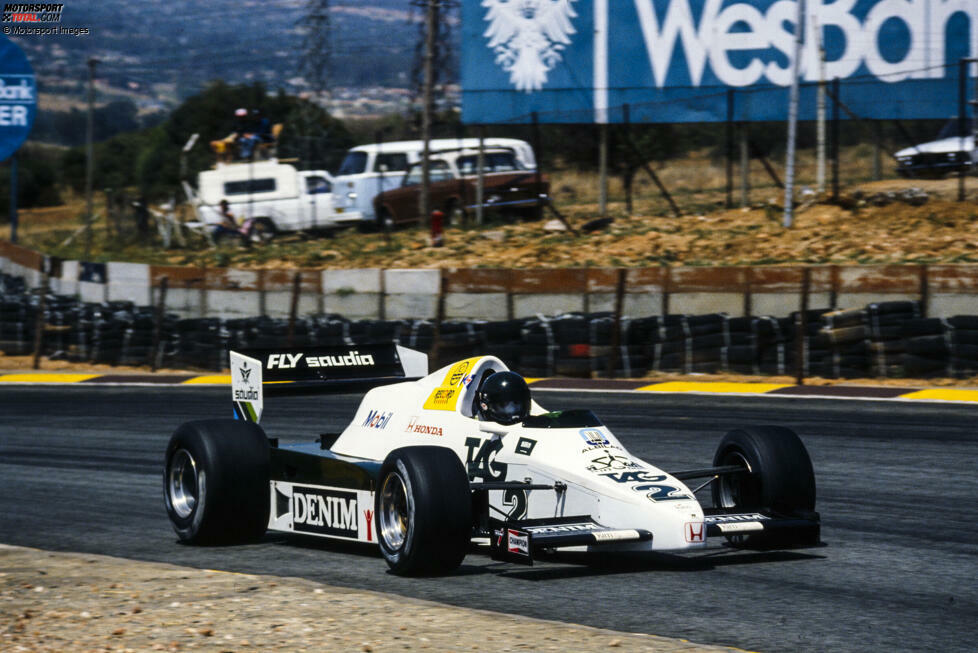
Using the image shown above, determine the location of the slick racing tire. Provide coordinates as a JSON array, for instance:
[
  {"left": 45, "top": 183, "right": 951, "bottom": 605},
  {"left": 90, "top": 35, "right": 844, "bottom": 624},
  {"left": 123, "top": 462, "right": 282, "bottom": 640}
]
[
  {"left": 164, "top": 419, "right": 270, "bottom": 545},
  {"left": 711, "top": 426, "right": 817, "bottom": 547},
  {"left": 375, "top": 446, "right": 472, "bottom": 576}
]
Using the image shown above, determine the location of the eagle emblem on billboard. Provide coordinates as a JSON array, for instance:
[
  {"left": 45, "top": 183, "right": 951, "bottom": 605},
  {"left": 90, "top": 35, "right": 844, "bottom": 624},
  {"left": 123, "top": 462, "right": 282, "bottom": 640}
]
[{"left": 482, "top": 0, "right": 578, "bottom": 93}]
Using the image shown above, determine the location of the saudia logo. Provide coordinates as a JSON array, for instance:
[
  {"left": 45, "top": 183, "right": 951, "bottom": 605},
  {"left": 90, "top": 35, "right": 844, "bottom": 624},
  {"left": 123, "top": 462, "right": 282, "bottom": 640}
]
[{"left": 266, "top": 351, "right": 375, "bottom": 369}]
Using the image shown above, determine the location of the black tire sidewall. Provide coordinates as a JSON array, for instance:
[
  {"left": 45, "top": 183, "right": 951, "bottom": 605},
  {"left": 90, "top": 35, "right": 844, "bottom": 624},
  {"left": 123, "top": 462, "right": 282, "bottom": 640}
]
[
  {"left": 163, "top": 419, "right": 270, "bottom": 545},
  {"left": 712, "top": 426, "right": 815, "bottom": 516},
  {"left": 375, "top": 446, "right": 471, "bottom": 575}
]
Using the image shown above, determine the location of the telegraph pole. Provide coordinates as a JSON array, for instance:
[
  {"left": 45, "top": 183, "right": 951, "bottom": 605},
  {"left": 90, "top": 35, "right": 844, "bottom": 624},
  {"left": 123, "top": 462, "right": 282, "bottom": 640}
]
[
  {"left": 84, "top": 57, "right": 98, "bottom": 259},
  {"left": 419, "top": 0, "right": 438, "bottom": 228},
  {"left": 783, "top": 0, "right": 805, "bottom": 228}
]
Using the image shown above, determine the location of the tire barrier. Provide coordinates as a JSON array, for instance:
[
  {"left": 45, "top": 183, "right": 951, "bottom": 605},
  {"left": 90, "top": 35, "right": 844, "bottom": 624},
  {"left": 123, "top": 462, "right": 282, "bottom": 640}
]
[{"left": 2, "top": 271, "right": 977, "bottom": 379}]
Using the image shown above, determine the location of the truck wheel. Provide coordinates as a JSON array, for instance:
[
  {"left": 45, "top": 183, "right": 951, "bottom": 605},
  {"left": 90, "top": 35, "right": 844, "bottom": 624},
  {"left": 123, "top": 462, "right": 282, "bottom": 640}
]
[
  {"left": 712, "top": 426, "right": 816, "bottom": 546},
  {"left": 376, "top": 208, "right": 395, "bottom": 232},
  {"left": 375, "top": 446, "right": 471, "bottom": 575},
  {"left": 248, "top": 218, "right": 277, "bottom": 243},
  {"left": 164, "top": 419, "right": 270, "bottom": 545}
]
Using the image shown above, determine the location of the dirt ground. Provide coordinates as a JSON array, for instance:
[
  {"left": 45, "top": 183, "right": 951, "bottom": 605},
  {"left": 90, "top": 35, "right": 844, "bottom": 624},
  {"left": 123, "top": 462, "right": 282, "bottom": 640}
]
[
  {"left": 12, "top": 173, "right": 978, "bottom": 271},
  {"left": 0, "top": 545, "right": 739, "bottom": 653}
]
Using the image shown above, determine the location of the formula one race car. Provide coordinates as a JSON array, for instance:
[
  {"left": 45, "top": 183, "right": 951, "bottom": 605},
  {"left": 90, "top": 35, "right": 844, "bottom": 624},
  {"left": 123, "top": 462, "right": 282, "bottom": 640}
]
[{"left": 164, "top": 345, "right": 820, "bottom": 575}]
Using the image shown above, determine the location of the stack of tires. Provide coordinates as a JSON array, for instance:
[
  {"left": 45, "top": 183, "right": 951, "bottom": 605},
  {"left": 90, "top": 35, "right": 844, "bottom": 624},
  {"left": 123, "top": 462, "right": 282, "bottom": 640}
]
[
  {"left": 817, "top": 307, "right": 871, "bottom": 378},
  {"left": 901, "top": 317, "right": 950, "bottom": 377},
  {"left": 169, "top": 318, "right": 229, "bottom": 371},
  {"left": 483, "top": 318, "right": 523, "bottom": 371},
  {"left": 0, "top": 293, "right": 32, "bottom": 355},
  {"left": 867, "top": 301, "right": 921, "bottom": 377},
  {"left": 752, "top": 316, "right": 793, "bottom": 375},
  {"left": 946, "top": 315, "right": 978, "bottom": 376},
  {"left": 432, "top": 320, "right": 486, "bottom": 368}
]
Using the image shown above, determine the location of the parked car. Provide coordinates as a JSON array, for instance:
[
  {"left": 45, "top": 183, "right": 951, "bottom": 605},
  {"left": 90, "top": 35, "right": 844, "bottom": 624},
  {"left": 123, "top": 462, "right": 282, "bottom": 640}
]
[
  {"left": 192, "top": 161, "right": 363, "bottom": 238},
  {"left": 332, "top": 138, "right": 537, "bottom": 222},
  {"left": 372, "top": 147, "right": 549, "bottom": 228},
  {"left": 895, "top": 118, "right": 976, "bottom": 178}
]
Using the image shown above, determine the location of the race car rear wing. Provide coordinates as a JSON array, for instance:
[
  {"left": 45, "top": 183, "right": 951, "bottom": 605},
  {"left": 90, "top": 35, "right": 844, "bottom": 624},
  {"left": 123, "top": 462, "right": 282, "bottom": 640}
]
[{"left": 229, "top": 345, "right": 428, "bottom": 423}]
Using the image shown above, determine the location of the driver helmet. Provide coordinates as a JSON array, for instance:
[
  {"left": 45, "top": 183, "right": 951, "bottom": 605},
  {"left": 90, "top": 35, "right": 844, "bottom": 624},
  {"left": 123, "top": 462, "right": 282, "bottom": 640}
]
[{"left": 477, "top": 371, "right": 530, "bottom": 425}]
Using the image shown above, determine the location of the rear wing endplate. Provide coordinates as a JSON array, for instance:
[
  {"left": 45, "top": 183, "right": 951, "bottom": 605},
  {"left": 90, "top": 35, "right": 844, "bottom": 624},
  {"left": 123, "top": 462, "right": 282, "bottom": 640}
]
[{"left": 230, "top": 345, "right": 427, "bottom": 423}]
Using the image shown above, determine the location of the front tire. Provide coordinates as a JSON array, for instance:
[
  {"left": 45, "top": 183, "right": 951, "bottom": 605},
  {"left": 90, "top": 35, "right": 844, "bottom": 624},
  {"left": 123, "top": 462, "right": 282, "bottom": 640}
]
[
  {"left": 375, "top": 446, "right": 471, "bottom": 575},
  {"left": 163, "top": 419, "right": 270, "bottom": 545},
  {"left": 712, "top": 425, "right": 816, "bottom": 516},
  {"left": 712, "top": 426, "right": 817, "bottom": 547}
]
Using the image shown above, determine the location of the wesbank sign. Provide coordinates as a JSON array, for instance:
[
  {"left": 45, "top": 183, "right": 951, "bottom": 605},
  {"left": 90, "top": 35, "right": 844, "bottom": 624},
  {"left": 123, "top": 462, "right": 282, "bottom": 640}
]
[{"left": 461, "top": 0, "right": 978, "bottom": 124}]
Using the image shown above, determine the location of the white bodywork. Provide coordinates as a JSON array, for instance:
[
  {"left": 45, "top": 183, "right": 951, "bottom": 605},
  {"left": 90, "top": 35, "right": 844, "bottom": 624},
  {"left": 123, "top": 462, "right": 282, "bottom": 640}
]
[
  {"left": 325, "top": 355, "right": 705, "bottom": 552},
  {"left": 332, "top": 138, "right": 537, "bottom": 221},
  {"left": 195, "top": 160, "right": 363, "bottom": 231}
]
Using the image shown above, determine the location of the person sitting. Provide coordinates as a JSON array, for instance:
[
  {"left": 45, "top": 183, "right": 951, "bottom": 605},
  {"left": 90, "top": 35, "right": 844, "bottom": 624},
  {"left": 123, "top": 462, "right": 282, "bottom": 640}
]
[
  {"left": 212, "top": 199, "right": 243, "bottom": 243},
  {"left": 476, "top": 371, "right": 531, "bottom": 425}
]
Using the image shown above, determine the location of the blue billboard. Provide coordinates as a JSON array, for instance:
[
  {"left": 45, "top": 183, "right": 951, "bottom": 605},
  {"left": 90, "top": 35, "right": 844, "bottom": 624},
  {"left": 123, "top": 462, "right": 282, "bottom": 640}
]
[
  {"left": 0, "top": 36, "right": 36, "bottom": 159},
  {"left": 461, "top": 0, "right": 978, "bottom": 124}
]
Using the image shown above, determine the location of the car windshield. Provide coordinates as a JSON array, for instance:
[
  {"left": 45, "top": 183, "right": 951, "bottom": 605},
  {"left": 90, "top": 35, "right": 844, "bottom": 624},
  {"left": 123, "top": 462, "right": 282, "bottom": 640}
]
[
  {"left": 403, "top": 160, "right": 452, "bottom": 186},
  {"left": 457, "top": 151, "right": 521, "bottom": 175},
  {"left": 936, "top": 117, "right": 973, "bottom": 140},
  {"left": 337, "top": 151, "right": 368, "bottom": 175},
  {"left": 522, "top": 410, "right": 603, "bottom": 429}
]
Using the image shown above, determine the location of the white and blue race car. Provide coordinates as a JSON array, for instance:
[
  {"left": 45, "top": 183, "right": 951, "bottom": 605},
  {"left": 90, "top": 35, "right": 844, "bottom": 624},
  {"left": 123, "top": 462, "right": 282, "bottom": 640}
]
[{"left": 164, "top": 345, "right": 819, "bottom": 575}]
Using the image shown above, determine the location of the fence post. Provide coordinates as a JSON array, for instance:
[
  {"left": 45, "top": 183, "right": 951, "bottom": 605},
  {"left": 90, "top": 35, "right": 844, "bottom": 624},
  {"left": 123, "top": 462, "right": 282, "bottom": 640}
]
[
  {"left": 918, "top": 265, "right": 929, "bottom": 318},
  {"left": 795, "top": 267, "right": 811, "bottom": 385},
  {"left": 598, "top": 123, "right": 609, "bottom": 218},
  {"left": 150, "top": 276, "right": 168, "bottom": 372},
  {"left": 32, "top": 271, "right": 49, "bottom": 370},
  {"left": 532, "top": 111, "right": 544, "bottom": 220},
  {"left": 725, "top": 89, "right": 734, "bottom": 209},
  {"left": 607, "top": 268, "right": 626, "bottom": 379},
  {"left": 287, "top": 272, "right": 301, "bottom": 347},
  {"left": 959, "top": 58, "right": 968, "bottom": 202},
  {"left": 623, "top": 104, "right": 633, "bottom": 216},
  {"left": 831, "top": 78, "right": 840, "bottom": 202},
  {"left": 740, "top": 122, "right": 750, "bottom": 207}
]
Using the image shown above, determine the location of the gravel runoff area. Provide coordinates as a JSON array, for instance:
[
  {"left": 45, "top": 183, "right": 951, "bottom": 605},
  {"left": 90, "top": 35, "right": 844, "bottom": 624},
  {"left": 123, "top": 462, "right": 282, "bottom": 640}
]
[{"left": 1, "top": 545, "right": 743, "bottom": 653}]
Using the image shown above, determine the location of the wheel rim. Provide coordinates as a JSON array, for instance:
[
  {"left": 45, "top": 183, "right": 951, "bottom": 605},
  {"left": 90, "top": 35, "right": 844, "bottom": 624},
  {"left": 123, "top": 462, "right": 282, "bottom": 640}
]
[
  {"left": 168, "top": 448, "right": 199, "bottom": 519},
  {"left": 379, "top": 471, "right": 409, "bottom": 550},
  {"left": 716, "top": 450, "right": 756, "bottom": 509}
]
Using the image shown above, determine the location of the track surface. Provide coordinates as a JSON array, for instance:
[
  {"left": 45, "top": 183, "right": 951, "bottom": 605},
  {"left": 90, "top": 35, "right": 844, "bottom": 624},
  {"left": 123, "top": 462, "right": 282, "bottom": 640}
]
[{"left": 1, "top": 386, "right": 976, "bottom": 652}]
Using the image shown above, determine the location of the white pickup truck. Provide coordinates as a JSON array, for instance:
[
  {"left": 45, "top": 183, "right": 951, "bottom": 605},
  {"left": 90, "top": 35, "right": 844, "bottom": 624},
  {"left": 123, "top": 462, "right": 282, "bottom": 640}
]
[{"left": 193, "top": 160, "right": 363, "bottom": 237}]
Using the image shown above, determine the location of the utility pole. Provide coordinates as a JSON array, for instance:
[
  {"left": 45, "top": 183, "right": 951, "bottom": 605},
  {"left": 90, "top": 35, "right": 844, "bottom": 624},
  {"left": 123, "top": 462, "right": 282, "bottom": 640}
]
[
  {"left": 814, "top": 13, "right": 826, "bottom": 195},
  {"left": 84, "top": 57, "right": 98, "bottom": 260},
  {"left": 419, "top": 0, "right": 438, "bottom": 228},
  {"left": 783, "top": 0, "right": 805, "bottom": 228}
]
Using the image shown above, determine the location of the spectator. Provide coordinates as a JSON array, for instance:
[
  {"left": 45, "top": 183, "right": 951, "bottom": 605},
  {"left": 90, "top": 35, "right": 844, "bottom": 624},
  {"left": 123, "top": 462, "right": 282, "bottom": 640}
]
[{"left": 213, "top": 199, "right": 244, "bottom": 244}]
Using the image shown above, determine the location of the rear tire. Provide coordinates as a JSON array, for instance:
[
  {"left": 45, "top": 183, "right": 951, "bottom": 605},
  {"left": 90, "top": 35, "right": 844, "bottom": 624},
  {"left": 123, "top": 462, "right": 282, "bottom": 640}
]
[
  {"left": 248, "top": 218, "right": 277, "bottom": 243},
  {"left": 164, "top": 419, "right": 270, "bottom": 545},
  {"left": 375, "top": 446, "right": 471, "bottom": 575}
]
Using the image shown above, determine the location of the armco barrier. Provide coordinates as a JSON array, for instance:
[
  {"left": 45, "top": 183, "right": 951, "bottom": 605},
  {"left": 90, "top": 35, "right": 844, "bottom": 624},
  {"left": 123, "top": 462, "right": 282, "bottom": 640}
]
[{"left": 1, "top": 241, "right": 977, "bottom": 321}]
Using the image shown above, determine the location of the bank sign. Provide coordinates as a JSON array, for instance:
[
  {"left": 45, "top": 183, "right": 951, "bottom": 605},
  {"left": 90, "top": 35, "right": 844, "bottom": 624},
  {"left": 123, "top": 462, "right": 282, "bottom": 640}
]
[
  {"left": 461, "top": 0, "right": 978, "bottom": 124},
  {"left": 0, "top": 36, "right": 35, "bottom": 159}
]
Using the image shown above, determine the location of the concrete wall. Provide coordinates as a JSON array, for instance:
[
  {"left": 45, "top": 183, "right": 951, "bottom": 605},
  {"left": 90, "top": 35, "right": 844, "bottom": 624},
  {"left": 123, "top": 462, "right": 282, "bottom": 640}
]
[{"left": 2, "top": 240, "right": 976, "bottom": 320}]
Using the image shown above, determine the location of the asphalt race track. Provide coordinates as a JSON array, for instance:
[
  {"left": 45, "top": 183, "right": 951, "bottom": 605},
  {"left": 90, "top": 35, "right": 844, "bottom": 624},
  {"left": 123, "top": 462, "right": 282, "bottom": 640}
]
[{"left": 1, "top": 385, "right": 976, "bottom": 652}]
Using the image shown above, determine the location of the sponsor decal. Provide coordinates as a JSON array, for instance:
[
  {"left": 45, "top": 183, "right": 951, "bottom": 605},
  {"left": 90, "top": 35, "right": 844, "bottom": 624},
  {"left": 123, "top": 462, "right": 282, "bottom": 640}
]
[
  {"left": 586, "top": 453, "right": 641, "bottom": 472},
  {"left": 462, "top": 374, "right": 475, "bottom": 388},
  {"left": 481, "top": 0, "right": 578, "bottom": 93},
  {"left": 291, "top": 486, "right": 358, "bottom": 538},
  {"left": 266, "top": 351, "right": 375, "bottom": 369},
  {"left": 362, "top": 409, "right": 393, "bottom": 430},
  {"left": 405, "top": 416, "right": 444, "bottom": 436},
  {"left": 424, "top": 386, "right": 460, "bottom": 411},
  {"left": 233, "top": 362, "right": 259, "bottom": 401},
  {"left": 705, "top": 513, "right": 769, "bottom": 523},
  {"left": 592, "top": 529, "right": 640, "bottom": 542},
  {"left": 579, "top": 428, "right": 608, "bottom": 447},
  {"left": 515, "top": 437, "right": 537, "bottom": 456},
  {"left": 631, "top": 481, "right": 694, "bottom": 502},
  {"left": 507, "top": 528, "right": 529, "bottom": 555},
  {"left": 465, "top": 436, "right": 507, "bottom": 481},
  {"left": 238, "top": 364, "right": 252, "bottom": 383},
  {"left": 685, "top": 522, "right": 705, "bottom": 543},
  {"left": 524, "top": 522, "right": 599, "bottom": 534},
  {"left": 449, "top": 360, "right": 471, "bottom": 386},
  {"left": 600, "top": 470, "right": 666, "bottom": 484},
  {"left": 364, "top": 509, "right": 374, "bottom": 542}
]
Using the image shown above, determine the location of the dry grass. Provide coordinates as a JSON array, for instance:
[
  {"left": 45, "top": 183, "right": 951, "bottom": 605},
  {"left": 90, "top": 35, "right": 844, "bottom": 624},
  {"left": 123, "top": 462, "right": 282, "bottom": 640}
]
[{"left": 9, "top": 146, "right": 978, "bottom": 270}]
